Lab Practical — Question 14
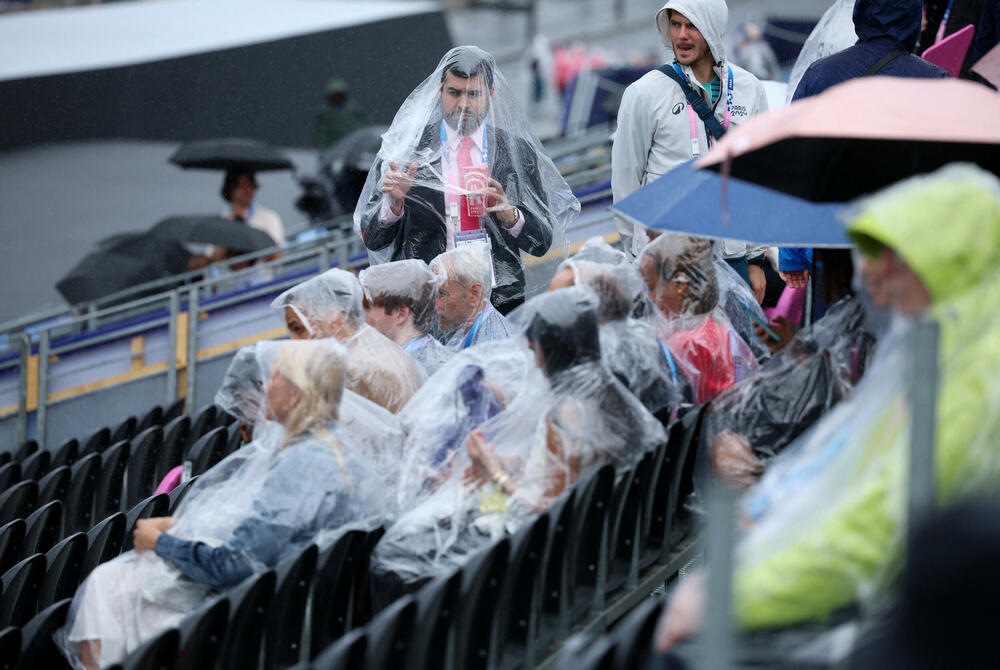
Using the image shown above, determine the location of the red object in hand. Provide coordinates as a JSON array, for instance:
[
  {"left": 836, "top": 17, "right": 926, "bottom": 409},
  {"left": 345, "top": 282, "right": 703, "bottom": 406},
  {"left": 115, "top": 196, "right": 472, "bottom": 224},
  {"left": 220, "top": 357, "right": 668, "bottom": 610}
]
[{"left": 458, "top": 137, "right": 483, "bottom": 231}]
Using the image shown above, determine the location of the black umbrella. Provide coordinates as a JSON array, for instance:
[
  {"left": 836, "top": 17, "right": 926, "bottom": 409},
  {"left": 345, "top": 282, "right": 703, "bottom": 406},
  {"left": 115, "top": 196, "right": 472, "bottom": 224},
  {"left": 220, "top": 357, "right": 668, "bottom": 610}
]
[
  {"left": 149, "top": 216, "right": 277, "bottom": 252},
  {"left": 169, "top": 138, "right": 294, "bottom": 172},
  {"left": 57, "top": 234, "right": 191, "bottom": 305},
  {"left": 320, "top": 124, "right": 387, "bottom": 172}
]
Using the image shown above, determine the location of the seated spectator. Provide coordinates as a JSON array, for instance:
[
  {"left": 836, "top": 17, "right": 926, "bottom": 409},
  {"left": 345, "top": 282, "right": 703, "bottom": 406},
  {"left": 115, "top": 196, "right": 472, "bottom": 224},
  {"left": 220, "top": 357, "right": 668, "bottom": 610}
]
[
  {"left": 271, "top": 268, "right": 423, "bottom": 412},
  {"left": 655, "top": 164, "right": 1000, "bottom": 651},
  {"left": 373, "top": 286, "right": 665, "bottom": 584},
  {"left": 639, "top": 235, "right": 757, "bottom": 405},
  {"left": 214, "top": 341, "right": 277, "bottom": 445},
  {"left": 358, "top": 259, "right": 451, "bottom": 378},
  {"left": 430, "top": 243, "right": 511, "bottom": 349},
  {"left": 548, "top": 255, "right": 687, "bottom": 420},
  {"left": 57, "top": 340, "right": 383, "bottom": 669}
]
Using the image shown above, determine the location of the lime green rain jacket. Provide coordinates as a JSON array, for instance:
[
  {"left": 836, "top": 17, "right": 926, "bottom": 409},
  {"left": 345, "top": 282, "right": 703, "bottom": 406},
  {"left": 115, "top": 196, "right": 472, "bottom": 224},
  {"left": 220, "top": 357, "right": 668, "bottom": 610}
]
[{"left": 732, "top": 165, "right": 1000, "bottom": 629}]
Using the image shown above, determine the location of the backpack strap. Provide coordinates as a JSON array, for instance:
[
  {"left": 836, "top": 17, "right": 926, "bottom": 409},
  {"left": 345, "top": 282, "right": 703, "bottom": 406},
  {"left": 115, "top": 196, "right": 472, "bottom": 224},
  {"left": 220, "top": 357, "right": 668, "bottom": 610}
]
[
  {"left": 863, "top": 48, "right": 908, "bottom": 76},
  {"left": 656, "top": 64, "right": 728, "bottom": 142}
]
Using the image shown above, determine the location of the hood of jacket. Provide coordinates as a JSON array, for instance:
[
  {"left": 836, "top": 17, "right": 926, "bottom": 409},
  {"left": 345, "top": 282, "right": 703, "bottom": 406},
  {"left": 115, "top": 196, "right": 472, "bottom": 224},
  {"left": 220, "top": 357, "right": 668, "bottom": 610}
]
[
  {"left": 656, "top": 0, "right": 728, "bottom": 65},
  {"left": 848, "top": 163, "right": 1000, "bottom": 305},
  {"left": 852, "top": 0, "right": 921, "bottom": 48}
]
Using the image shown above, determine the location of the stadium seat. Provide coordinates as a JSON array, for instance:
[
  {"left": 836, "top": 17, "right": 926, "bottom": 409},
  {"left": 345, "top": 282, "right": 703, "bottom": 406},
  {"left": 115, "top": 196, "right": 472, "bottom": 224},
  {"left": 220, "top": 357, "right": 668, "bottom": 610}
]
[
  {"left": 38, "top": 533, "right": 87, "bottom": 612},
  {"left": 116, "top": 626, "right": 179, "bottom": 670},
  {"left": 135, "top": 404, "right": 163, "bottom": 435},
  {"left": 80, "top": 427, "right": 110, "bottom": 459},
  {"left": 0, "top": 462, "right": 20, "bottom": 492},
  {"left": 63, "top": 454, "right": 101, "bottom": 535},
  {"left": 637, "top": 441, "right": 670, "bottom": 571},
  {"left": 0, "top": 553, "right": 45, "bottom": 627},
  {"left": 94, "top": 441, "right": 130, "bottom": 521},
  {"left": 408, "top": 570, "right": 462, "bottom": 670},
  {"left": 603, "top": 465, "right": 638, "bottom": 597},
  {"left": 50, "top": 439, "right": 79, "bottom": 471},
  {"left": 0, "top": 480, "right": 38, "bottom": 527},
  {"left": 123, "top": 494, "right": 169, "bottom": 552},
  {"left": 82, "top": 513, "right": 125, "bottom": 579},
  {"left": 363, "top": 594, "right": 416, "bottom": 670},
  {"left": 186, "top": 427, "right": 227, "bottom": 477},
  {"left": 669, "top": 409, "right": 705, "bottom": 547},
  {"left": 310, "top": 530, "right": 360, "bottom": 658},
  {"left": 609, "top": 595, "right": 662, "bottom": 670},
  {"left": 22, "top": 501, "right": 63, "bottom": 559},
  {"left": 186, "top": 405, "right": 218, "bottom": 452},
  {"left": 215, "top": 407, "right": 237, "bottom": 429},
  {"left": 537, "top": 489, "right": 577, "bottom": 649},
  {"left": 163, "top": 398, "right": 185, "bottom": 424},
  {"left": 0, "top": 520, "right": 25, "bottom": 574},
  {"left": 37, "top": 466, "right": 71, "bottom": 510},
  {"left": 561, "top": 634, "right": 616, "bottom": 670},
  {"left": 494, "top": 514, "right": 550, "bottom": 670},
  {"left": 0, "top": 626, "right": 19, "bottom": 670},
  {"left": 311, "top": 629, "right": 366, "bottom": 670},
  {"left": 0, "top": 452, "right": 10, "bottom": 467},
  {"left": 223, "top": 422, "right": 243, "bottom": 459},
  {"left": 13, "top": 440, "right": 37, "bottom": 463},
  {"left": 264, "top": 544, "right": 318, "bottom": 670},
  {"left": 350, "top": 527, "right": 385, "bottom": 629},
  {"left": 110, "top": 415, "right": 137, "bottom": 446},
  {"left": 20, "top": 449, "right": 50, "bottom": 482},
  {"left": 125, "top": 427, "right": 164, "bottom": 509},
  {"left": 217, "top": 570, "right": 276, "bottom": 670},
  {"left": 167, "top": 476, "right": 198, "bottom": 515},
  {"left": 17, "top": 597, "right": 71, "bottom": 670},
  {"left": 156, "top": 416, "right": 190, "bottom": 484},
  {"left": 455, "top": 538, "right": 510, "bottom": 670},
  {"left": 175, "top": 597, "right": 230, "bottom": 670},
  {"left": 569, "top": 465, "right": 614, "bottom": 620}
]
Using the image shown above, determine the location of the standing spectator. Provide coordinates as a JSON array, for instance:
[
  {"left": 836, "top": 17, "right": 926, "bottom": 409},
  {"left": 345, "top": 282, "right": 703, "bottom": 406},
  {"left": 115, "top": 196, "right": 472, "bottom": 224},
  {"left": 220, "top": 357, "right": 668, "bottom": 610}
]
[
  {"left": 611, "top": 0, "right": 769, "bottom": 293},
  {"left": 354, "top": 46, "right": 579, "bottom": 315},
  {"left": 430, "top": 244, "right": 511, "bottom": 350},
  {"left": 314, "top": 78, "right": 366, "bottom": 150},
  {"left": 220, "top": 169, "right": 285, "bottom": 247}
]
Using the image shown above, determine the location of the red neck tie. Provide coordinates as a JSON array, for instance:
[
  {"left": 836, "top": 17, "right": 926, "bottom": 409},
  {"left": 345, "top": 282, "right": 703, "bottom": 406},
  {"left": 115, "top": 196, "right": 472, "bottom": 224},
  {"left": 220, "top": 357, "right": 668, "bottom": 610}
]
[{"left": 457, "top": 136, "right": 480, "bottom": 232}]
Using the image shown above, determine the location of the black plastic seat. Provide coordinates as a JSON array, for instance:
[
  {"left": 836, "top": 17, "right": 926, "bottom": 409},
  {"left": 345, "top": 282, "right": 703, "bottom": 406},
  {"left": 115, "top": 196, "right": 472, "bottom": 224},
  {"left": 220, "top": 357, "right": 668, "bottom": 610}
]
[
  {"left": 0, "top": 452, "right": 10, "bottom": 467},
  {"left": 94, "top": 441, "right": 130, "bottom": 520},
  {"left": 186, "top": 427, "right": 227, "bottom": 477},
  {"left": 0, "top": 520, "right": 25, "bottom": 575},
  {"left": 612, "top": 450, "right": 657, "bottom": 591},
  {"left": 495, "top": 513, "right": 550, "bottom": 670},
  {"left": 118, "top": 626, "right": 179, "bottom": 670},
  {"left": 63, "top": 454, "right": 100, "bottom": 536},
  {"left": 264, "top": 544, "right": 318, "bottom": 670},
  {"left": 79, "top": 427, "right": 110, "bottom": 459},
  {"left": 569, "top": 465, "right": 615, "bottom": 620},
  {"left": 217, "top": 570, "right": 276, "bottom": 670},
  {"left": 50, "top": 439, "right": 79, "bottom": 470},
  {"left": 310, "top": 530, "right": 360, "bottom": 658},
  {"left": 17, "top": 597, "right": 71, "bottom": 670},
  {"left": 186, "top": 405, "right": 218, "bottom": 452},
  {"left": 38, "top": 533, "right": 87, "bottom": 612},
  {"left": 13, "top": 440, "right": 37, "bottom": 463},
  {"left": 0, "top": 626, "right": 19, "bottom": 670},
  {"left": 163, "top": 398, "right": 185, "bottom": 423},
  {"left": 610, "top": 595, "right": 663, "bottom": 670},
  {"left": 408, "top": 570, "right": 462, "bottom": 670},
  {"left": 22, "top": 501, "right": 63, "bottom": 559},
  {"left": 37, "top": 466, "right": 71, "bottom": 509},
  {"left": 561, "top": 634, "right": 617, "bottom": 670},
  {"left": 0, "top": 462, "right": 20, "bottom": 492},
  {"left": 637, "top": 440, "right": 670, "bottom": 572},
  {"left": 215, "top": 407, "right": 237, "bottom": 429},
  {"left": 156, "top": 415, "right": 190, "bottom": 484},
  {"left": 176, "top": 597, "right": 230, "bottom": 670},
  {"left": 223, "top": 422, "right": 243, "bottom": 459},
  {"left": 364, "top": 594, "right": 416, "bottom": 670},
  {"left": 167, "top": 476, "right": 198, "bottom": 514},
  {"left": 83, "top": 513, "right": 126, "bottom": 578},
  {"left": 20, "top": 450, "right": 50, "bottom": 482},
  {"left": 312, "top": 629, "right": 366, "bottom": 670},
  {"left": 0, "top": 553, "right": 45, "bottom": 627},
  {"left": 110, "top": 415, "right": 137, "bottom": 446},
  {"left": 455, "top": 538, "right": 511, "bottom": 670},
  {"left": 135, "top": 404, "right": 163, "bottom": 434},
  {"left": 669, "top": 407, "right": 706, "bottom": 547},
  {"left": 351, "top": 527, "right": 385, "bottom": 629},
  {"left": 123, "top": 494, "right": 169, "bottom": 552},
  {"left": 0, "top": 480, "right": 38, "bottom": 527},
  {"left": 537, "top": 489, "right": 577, "bottom": 651},
  {"left": 604, "top": 466, "right": 639, "bottom": 596},
  {"left": 125, "top": 426, "right": 164, "bottom": 509}
]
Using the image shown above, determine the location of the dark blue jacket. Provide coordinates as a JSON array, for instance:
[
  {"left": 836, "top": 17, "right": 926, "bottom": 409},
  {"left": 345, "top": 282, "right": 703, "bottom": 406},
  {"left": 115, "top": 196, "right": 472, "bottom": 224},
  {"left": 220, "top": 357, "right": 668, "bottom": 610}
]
[{"left": 793, "top": 0, "right": 950, "bottom": 101}]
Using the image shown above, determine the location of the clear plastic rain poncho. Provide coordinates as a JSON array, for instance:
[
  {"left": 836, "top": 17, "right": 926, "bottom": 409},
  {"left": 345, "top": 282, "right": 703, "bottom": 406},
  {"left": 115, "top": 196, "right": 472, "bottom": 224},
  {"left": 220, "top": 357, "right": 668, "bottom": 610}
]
[
  {"left": 271, "top": 268, "right": 424, "bottom": 412},
  {"left": 638, "top": 234, "right": 758, "bottom": 406},
  {"left": 352, "top": 45, "right": 581, "bottom": 307},
  {"left": 358, "top": 258, "right": 452, "bottom": 378},
  {"left": 786, "top": 0, "right": 857, "bottom": 101},
  {"left": 731, "top": 164, "right": 1000, "bottom": 632},
  {"left": 373, "top": 286, "right": 666, "bottom": 583},
  {"left": 213, "top": 341, "right": 275, "bottom": 437},
  {"left": 430, "top": 242, "right": 513, "bottom": 349},
  {"left": 56, "top": 339, "right": 385, "bottom": 669},
  {"left": 550, "top": 254, "right": 685, "bottom": 420},
  {"left": 700, "top": 295, "right": 876, "bottom": 491}
]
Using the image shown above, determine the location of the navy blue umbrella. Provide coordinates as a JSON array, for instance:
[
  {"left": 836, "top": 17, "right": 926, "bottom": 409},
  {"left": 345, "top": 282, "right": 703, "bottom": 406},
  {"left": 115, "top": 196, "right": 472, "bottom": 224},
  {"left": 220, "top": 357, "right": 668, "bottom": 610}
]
[{"left": 611, "top": 160, "right": 850, "bottom": 248}]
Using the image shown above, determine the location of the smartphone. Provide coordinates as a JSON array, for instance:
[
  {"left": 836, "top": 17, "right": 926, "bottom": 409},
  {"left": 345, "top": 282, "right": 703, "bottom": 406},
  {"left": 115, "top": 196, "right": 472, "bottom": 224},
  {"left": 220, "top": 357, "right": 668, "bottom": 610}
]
[{"left": 738, "top": 301, "right": 783, "bottom": 343}]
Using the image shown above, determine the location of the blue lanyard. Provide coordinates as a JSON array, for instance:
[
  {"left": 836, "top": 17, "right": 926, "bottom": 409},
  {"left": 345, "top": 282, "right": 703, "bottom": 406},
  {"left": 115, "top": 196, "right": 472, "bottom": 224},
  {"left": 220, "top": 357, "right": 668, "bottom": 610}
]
[
  {"left": 658, "top": 340, "right": 679, "bottom": 383},
  {"left": 404, "top": 335, "right": 429, "bottom": 355},
  {"left": 462, "top": 309, "right": 488, "bottom": 349},
  {"left": 440, "top": 117, "right": 489, "bottom": 165}
]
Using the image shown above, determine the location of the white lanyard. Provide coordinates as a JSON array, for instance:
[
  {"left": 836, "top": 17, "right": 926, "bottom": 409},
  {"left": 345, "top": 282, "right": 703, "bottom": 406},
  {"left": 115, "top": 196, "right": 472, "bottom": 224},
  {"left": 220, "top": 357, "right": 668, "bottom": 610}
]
[{"left": 676, "top": 64, "right": 734, "bottom": 157}]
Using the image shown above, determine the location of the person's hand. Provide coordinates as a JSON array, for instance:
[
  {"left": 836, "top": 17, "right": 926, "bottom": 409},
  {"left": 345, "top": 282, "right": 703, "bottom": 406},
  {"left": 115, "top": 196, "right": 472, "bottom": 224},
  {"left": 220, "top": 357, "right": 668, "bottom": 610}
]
[
  {"left": 481, "top": 178, "right": 518, "bottom": 228},
  {"left": 778, "top": 269, "right": 809, "bottom": 289},
  {"left": 709, "top": 430, "right": 763, "bottom": 492},
  {"left": 380, "top": 160, "right": 419, "bottom": 214},
  {"left": 747, "top": 264, "right": 766, "bottom": 305},
  {"left": 755, "top": 315, "right": 797, "bottom": 354},
  {"left": 463, "top": 429, "right": 502, "bottom": 490},
  {"left": 133, "top": 517, "right": 174, "bottom": 554},
  {"left": 654, "top": 572, "right": 707, "bottom": 653}
]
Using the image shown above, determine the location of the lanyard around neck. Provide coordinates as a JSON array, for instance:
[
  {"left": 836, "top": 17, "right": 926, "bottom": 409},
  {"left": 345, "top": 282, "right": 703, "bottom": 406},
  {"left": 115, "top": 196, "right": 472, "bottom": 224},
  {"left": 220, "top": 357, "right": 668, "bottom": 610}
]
[
  {"left": 440, "top": 118, "right": 489, "bottom": 165},
  {"left": 462, "top": 308, "right": 488, "bottom": 349},
  {"left": 674, "top": 63, "right": 733, "bottom": 157}
]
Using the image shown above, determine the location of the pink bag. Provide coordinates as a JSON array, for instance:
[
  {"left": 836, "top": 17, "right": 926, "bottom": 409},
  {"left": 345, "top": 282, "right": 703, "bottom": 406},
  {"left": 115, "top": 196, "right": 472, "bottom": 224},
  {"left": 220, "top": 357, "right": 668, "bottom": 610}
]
[
  {"left": 154, "top": 465, "right": 183, "bottom": 495},
  {"left": 764, "top": 285, "right": 806, "bottom": 326}
]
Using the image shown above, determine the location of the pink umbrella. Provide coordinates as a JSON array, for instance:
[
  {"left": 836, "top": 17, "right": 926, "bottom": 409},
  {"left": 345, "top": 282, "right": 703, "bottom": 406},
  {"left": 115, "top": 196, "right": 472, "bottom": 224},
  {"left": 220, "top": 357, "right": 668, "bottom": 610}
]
[{"left": 695, "top": 77, "right": 1000, "bottom": 202}]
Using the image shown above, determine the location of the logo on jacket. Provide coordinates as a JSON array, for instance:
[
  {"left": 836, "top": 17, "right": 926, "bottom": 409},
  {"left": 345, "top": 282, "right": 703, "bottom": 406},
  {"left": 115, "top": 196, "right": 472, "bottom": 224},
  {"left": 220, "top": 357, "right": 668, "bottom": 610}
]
[{"left": 671, "top": 102, "right": 685, "bottom": 115}]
